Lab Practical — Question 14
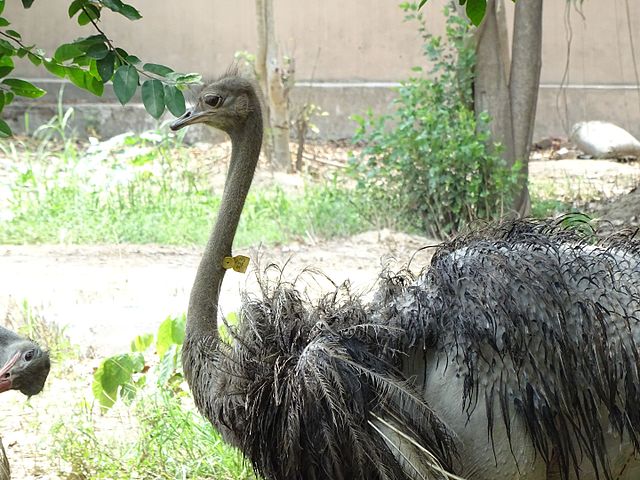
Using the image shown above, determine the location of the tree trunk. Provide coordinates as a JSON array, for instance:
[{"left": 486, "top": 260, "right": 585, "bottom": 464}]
[
  {"left": 510, "top": 0, "right": 543, "bottom": 215},
  {"left": 474, "top": 0, "right": 543, "bottom": 216},
  {"left": 254, "top": 0, "right": 274, "bottom": 162},
  {"left": 254, "top": 0, "right": 293, "bottom": 172}
]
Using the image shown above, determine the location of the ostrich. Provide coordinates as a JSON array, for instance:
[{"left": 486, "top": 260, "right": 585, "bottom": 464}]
[
  {"left": 171, "top": 72, "right": 640, "bottom": 480},
  {"left": 0, "top": 324, "right": 51, "bottom": 480}
]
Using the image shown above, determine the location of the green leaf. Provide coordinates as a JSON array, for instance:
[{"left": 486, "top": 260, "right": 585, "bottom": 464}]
[
  {"left": 97, "top": 51, "right": 115, "bottom": 82},
  {"left": 113, "top": 65, "right": 138, "bottom": 104},
  {"left": 86, "top": 42, "right": 108, "bottom": 59},
  {"left": 418, "top": 0, "right": 428, "bottom": 8},
  {"left": 21, "top": 0, "right": 35, "bottom": 7},
  {"left": 44, "top": 59, "right": 66, "bottom": 78},
  {"left": 86, "top": 73, "right": 104, "bottom": 95},
  {"left": 0, "top": 17, "right": 10, "bottom": 27},
  {"left": 0, "top": 1, "right": 4, "bottom": 15},
  {"left": 68, "top": 0, "right": 86, "bottom": 18},
  {"left": 156, "top": 344, "right": 180, "bottom": 386},
  {"left": 130, "top": 333, "right": 153, "bottom": 352},
  {"left": 163, "top": 84, "right": 185, "bottom": 116},
  {"left": 168, "top": 72, "right": 202, "bottom": 85},
  {"left": 92, "top": 353, "right": 144, "bottom": 411},
  {"left": 156, "top": 316, "right": 185, "bottom": 358},
  {"left": 27, "top": 52, "right": 41, "bottom": 66},
  {"left": 143, "top": 63, "right": 173, "bottom": 77},
  {"left": 54, "top": 43, "right": 83, "bottom": 62},
  {"left": 101, "top": 0, "right": 124, "bottom": 11},
  {"left": 466, "top": 0, "right": 486, "bottom": 25},
  {"left": 118, "top": 3, "right": 141, "bottom": 20},
  {"left": 0, "top": 118, "right": 10, "bottom": 137},
  {"left": 2, "top": 78, "right": 45, "bottom": 98},
  {"left": 66, "top": 67, "right": 104, "bottom": 96},
  {"left": 77, "top": 3, "right": 100, "bottom": 25},
  {"left": 0, "top": 39, "right": 14, "bottom": 55},
  {"left": 126, "top": 55, "right": 141, "bottom": 65},
  {"left": 5, "top": 30, "right": 21, "bottom": 40},
  {"left": 0, "top": 56, "right": 14, "bottom": 79}
]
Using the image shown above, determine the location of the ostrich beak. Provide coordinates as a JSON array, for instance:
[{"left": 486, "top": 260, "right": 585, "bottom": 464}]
[
  {"left": 170, "top": 108, "right": 207, "bottom": 131},
  {"left": 0, "top": 352, "right": 20, "bottom": 393}
]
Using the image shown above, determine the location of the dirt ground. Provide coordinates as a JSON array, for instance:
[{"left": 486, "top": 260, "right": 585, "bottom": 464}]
[{"left": 2, "top": 154, "right": 640, "bottom": 478}]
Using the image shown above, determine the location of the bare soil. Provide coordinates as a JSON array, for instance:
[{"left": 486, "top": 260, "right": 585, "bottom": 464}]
[{"left": 2, "top": 154, "right": 640, "bottom": 478}]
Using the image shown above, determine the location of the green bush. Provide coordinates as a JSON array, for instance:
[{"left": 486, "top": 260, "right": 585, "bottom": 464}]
[{"left": 350, "top": 4, "right": 520, "bottom": 239}]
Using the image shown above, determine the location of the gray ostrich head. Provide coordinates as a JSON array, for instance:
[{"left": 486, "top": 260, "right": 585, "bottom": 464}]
[{"left": 0, "top": 325, "right": 50, "bottom": 396}]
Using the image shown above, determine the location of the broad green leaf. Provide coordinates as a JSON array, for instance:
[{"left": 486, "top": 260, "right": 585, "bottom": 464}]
[
  {"left": 143, "top": 63, "right": 173, "bottom": 77},
  {"left": 67, "top": 0, "right": 86, "bottom": 18},
  {"left": 92, "top": 353, "right": 143, "bottom": 410},
  {"left": 21, "top": 0, "right": 34, "bottom": 7},
  {"left": 15, "top": 47, "right": 27, "bottom": 58},
  {"left": 27, "top": 52, "right": 41, "bottom": 66},
  {"left": 156, "top": 315, "right": 185, "bottom": 358},
  {"left": 101, "top": 0, "right": 124, "bottom": 11},
  {"left": 126, "top": 55, "right": 141, "bottom": 65},
  {"left": 5, "top": 30, "right": 21, "bottom": 40},
  {"left": 3, "top": 78, "right": 45, "bottom": 98},
  {"left": 0, "top": 1, "right": 4, "bottom": 15},
  {"left": 86, "top": 73, "right": 104, "bottom": 95},
  {"left": 142, "top": 79, "right": 165, "bottom": 118},
  {"left": 168, "top": 72, "right": 202, "bottom": 85},
  {"left": 0, "top": 92, "right": 4, "bottom": 112},
  {"left": 72, "top": 34, "right": 105, "bottom": 51},
  {"left": 119, "top": 3, "right": 142, "bottom": 20},
  {"left": 466, "top": 0, "right": 486, "bottom": 25},
  {"left": 0, "top": 56, "right": 14, "bottom": 78},
  {"left": 86, "top": 42, "right": 108, "bottom": 59},
  {"left": 65, "top": 66, "right": 88, "bottom": 89},
  {"left": 130, "top": 333, "right": 153, "bottom": 352},
  {"left": 54, "top": 43, "right": 83, "bottom": 62},
  {"left": 164, "top": 84, "right": 185, "bottom": 116},
  {"left": 77, "top": 3, "right": 100, "bottom": 25},
  {"left": 44, "top": 59, "right": 66, "bottom": 78},
  {"left": 0, "top": 17, "right": 9, "bottom": 27},
  {"left": 113, "top": 65, "right": 138, "bottom": 104},
  {"left": 66, "top": 67, "right": 104, "bottom": 96},
  {"left": 156, "top": 344, "right": 180, "bottom": 386},
  {"left": 0, "top": 118, "right": 10, "bottom": 137},
  {"left": 0, "top": 39, "right": 14, "bottom": 55},
  {"left": 97, "top": 51, "right": 115, "bottom": 82}
]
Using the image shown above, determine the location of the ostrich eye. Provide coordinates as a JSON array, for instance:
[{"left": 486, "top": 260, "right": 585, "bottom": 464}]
[
  {"left": 24, "top": 349, "right": 34, "bottom": 362},
  {"left": 204, "top": 94, "right": 224, "bottom": 108}
]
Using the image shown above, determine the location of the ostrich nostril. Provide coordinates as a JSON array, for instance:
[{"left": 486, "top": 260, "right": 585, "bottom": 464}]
[{"left": 2, "top": 372, "right": 9, "bottom": 379}]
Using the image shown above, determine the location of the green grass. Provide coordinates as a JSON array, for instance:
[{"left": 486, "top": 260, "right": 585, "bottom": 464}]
[
  {"left": 50, "top": 393, "right": 257, "bottom": 480},
  {"left": 0, "top": 130, "right": 373, "bottom": 246}
]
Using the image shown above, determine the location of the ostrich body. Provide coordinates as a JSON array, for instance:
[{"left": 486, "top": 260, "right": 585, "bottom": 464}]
[{"left": 172, "top": 74, "right": 640, "bottom": 480}]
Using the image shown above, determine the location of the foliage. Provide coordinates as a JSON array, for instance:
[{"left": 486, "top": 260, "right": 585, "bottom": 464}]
[
  {"left": 350, "top": 5, "right": 520, "bottom": 239},
  {"left": 58, "top": 312, "right": 258, "bottom": 479},
  {"left": 418, "top": 0, "right": 517, "bottom": 26},
  {"left": 0, "top": 106, "right": 372, "bottom": 245},
  {"left": 0, "top": 0, "right": 200, "bottom": 136},
  {"left": 92, "top": 315, "right": 185, "bottom": 410}
]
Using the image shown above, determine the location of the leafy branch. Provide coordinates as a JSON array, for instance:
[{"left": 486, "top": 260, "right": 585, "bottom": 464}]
[{"left": 0, "top": 0, "right": 202, "bottom": 137}]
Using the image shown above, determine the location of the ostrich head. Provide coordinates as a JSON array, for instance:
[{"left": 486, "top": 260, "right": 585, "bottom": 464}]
[
  {"left": 0, "top": 325, "right": 50, "bottom": 396},
  {"left": 170, "top": 75, "right": 259, "bottom": 136}
]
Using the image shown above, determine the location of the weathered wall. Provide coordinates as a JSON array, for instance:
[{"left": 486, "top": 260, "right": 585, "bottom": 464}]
[{"left": 4, "top": 0, "right": 640, "bottom": 140}]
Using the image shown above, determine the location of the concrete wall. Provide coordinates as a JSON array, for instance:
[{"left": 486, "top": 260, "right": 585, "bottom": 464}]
[{"left": 4, "top": 0, "right": 640, "bottom": 140}]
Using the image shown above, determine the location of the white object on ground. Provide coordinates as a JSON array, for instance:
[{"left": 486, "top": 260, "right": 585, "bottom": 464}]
[{"left": 570, "top": 121, "right": 640, "bottom": 158}]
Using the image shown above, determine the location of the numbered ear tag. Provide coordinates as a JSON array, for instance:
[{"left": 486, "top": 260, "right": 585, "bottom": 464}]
[{"left": 222, "top": 255, "right": 250, "bottom": 273}]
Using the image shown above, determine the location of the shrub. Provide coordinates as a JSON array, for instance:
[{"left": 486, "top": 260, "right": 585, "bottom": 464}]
[{"left": 350, "top": 4, "right": 520, "bottom": 239}]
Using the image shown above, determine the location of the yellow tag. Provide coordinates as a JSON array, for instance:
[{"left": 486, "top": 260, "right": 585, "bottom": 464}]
[{"left": 222, "top": 255, "right": 250, "bottom": 273}]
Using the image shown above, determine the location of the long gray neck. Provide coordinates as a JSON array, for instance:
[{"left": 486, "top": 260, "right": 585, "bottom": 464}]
[{"left": 186, "top": 106, "right": 263, "bottom": 340}]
